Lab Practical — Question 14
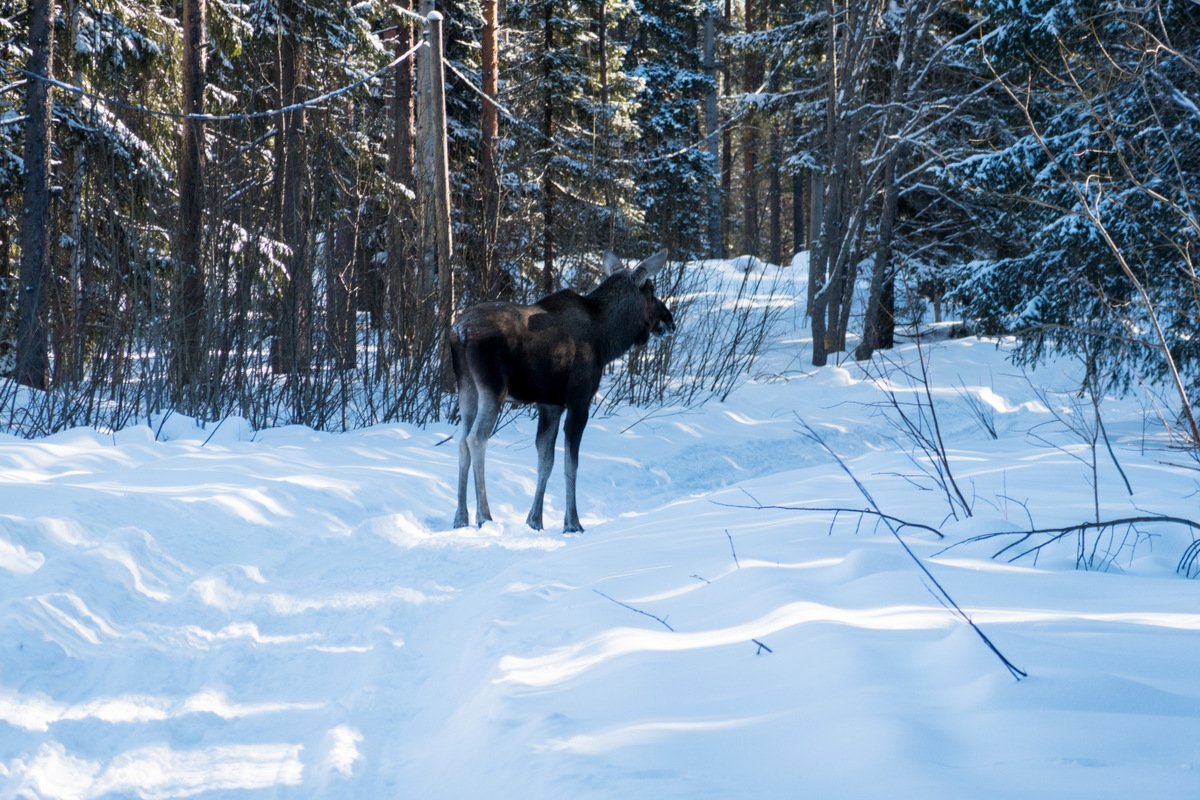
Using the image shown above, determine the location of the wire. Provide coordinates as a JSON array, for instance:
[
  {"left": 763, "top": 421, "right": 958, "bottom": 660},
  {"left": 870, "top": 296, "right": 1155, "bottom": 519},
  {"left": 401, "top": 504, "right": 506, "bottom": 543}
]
[{"left": 0, "top": 38, "right": 425, "bottom": 123}]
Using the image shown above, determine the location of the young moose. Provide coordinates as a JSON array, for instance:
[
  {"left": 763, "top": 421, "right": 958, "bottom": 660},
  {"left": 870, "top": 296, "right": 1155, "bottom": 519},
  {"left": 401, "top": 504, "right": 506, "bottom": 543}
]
[{"left": 451, "top": 250, "right": 675, "bottom": 533}]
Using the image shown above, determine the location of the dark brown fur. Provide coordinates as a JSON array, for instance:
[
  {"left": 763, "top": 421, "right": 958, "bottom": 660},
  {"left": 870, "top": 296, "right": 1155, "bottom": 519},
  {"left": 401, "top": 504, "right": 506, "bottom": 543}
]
[{"left": 451, "top": 250, "right": 675, "bottom": 532}]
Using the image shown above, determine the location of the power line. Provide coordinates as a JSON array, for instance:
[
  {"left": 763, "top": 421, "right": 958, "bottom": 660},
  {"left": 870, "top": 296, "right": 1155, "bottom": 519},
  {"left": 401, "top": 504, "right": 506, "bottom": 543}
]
[{"left": 0, "top": 38, "right": 425, "bottom": 123}]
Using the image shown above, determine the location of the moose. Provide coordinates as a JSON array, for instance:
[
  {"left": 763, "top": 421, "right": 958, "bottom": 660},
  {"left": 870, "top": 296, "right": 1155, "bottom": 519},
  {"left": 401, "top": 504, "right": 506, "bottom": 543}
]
[{"left": 451, "top": 249, "right": 675, "bottom": 533}]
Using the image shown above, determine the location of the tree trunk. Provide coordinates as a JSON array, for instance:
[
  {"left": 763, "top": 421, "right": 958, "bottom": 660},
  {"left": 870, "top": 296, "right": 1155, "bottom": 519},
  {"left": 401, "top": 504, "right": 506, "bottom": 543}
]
[
  {"left": 812, "top": 0, "right": 874, "bottom": 363},
  {"left": 741, "top": 0, "right": 760, "bottom": 259},
  {"left": 879, "top": 267, "right": 895, "bottom": 348},
  {"left": 384, "top": 0, "right": 415, "bottom": 337},
  {"left": 809, "top": 0, "right": 838, "bottom": 367},
  {"left": 329, "top": 168, "right": 357, "bottom": 371},
  {"left": 833, "top": 147, "right": 865, "bottom": 350},
  {"left": 704, "top": 6, "right": 723, "bottom": 259},
  {"left": 17, "top": 0, "right": 53, "bottom": 390},
  {"left": 807, "top": 168, "right": 823, "bottom": 314},
  {"left": 792, "top": 110, "right": 805, "bottom": 255},
  {"left": 1, "top": 197, "right": 10, "bottom": 302},
  {"left": 479, "top": 0, "right": 500, "bottom": 297},
  {"left": 768, "top": 121, "right": 782, "bottom": 266},
  {"left": 53, "top": 0, "right": 86, "bottom": 385},
  {"left": 175, "top": 0, "right": 207, "bottom": 390},
  {"left": 54, "top": 129, "right": 84, "bottom": 384},
  {"left": 394, "top": 5, "right": 414, "bottom": 190},
  {"left": 596, "top": 0, "right": 618, "bottom": 250},
  {"left": 856, "top": 1, "right": 925, "bottom": 360},
  {"left": 720, "top": 0, "right": 733, "bottom": 253},
  {"left": 272, "top": 28, "right": 312, "bottom": 375},
  {"left": 856, "top": 150, "right": 900, "bottom": 361},
  {"left": 540, "top": 1, "right": 555, "bottom": 294},
  {"left": 812, "top": 0, "right": 864, "bottom": 362}
]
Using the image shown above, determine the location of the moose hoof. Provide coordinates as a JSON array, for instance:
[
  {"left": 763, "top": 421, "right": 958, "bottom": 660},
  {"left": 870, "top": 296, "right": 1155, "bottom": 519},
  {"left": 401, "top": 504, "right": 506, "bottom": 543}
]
[
  {"left": 526, "top": 514, "right": 544, "bottom": 531},
  {"left": 563, "top": 521, "right": 584, "bottom": 534},
  {"left": 453, "top": 511, "right": 469, "bottom": 529}
]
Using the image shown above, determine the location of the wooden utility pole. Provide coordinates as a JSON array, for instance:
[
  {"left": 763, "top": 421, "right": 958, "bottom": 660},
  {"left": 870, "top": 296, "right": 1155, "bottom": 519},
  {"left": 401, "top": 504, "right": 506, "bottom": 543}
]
[{"left": 417, "top": 7, "right": 454, "bottom": 370}]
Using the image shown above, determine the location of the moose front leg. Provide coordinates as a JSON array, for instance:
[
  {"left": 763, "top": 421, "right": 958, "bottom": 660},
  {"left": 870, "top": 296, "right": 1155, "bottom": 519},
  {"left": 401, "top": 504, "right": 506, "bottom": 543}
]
[
  {"left": 526, "top": 403, "right": 563, "bottom": 530},
  {"left": 561, "top": 403, "right": 588, "bottom": 533}
]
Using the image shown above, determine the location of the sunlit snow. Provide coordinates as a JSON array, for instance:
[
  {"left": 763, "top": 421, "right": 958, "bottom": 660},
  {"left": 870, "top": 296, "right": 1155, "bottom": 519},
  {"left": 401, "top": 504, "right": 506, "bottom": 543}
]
[{"left": 2, "top": 258, "right": 1199, "bottom": 798}]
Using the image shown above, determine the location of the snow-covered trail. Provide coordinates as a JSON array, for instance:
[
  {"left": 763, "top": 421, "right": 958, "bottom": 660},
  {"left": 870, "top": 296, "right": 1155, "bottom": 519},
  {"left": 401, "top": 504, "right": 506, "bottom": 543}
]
[{"left": 4, "top": 293, "right": 1200, "bottom": 798}]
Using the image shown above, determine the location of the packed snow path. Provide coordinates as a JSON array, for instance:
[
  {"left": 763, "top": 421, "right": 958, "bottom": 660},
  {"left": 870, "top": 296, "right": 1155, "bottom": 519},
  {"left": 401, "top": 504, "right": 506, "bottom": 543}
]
[{"left": 4, "top": 333, "right": 1200, "bottom": 798}]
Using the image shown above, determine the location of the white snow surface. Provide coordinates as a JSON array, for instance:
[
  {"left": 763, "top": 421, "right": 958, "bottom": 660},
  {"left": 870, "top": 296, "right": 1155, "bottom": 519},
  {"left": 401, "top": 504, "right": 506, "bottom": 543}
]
[{"left": 3, "top": 259, "right": 1200, "bottom": 798}]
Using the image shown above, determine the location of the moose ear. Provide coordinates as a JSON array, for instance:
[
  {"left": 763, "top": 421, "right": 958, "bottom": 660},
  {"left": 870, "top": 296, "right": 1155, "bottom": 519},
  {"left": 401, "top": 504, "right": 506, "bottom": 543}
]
[
  {"left": 631, "top": 249, "right": 669, "bottom": 287},
  {"left": 602, "top": 251, "right": 624, "bottom": 276}
]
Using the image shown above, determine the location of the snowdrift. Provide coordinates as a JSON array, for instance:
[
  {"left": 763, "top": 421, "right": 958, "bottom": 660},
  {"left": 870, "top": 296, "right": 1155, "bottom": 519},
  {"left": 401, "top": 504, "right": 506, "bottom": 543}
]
[{"left": 3, "top": 258, "right": 1199, "bottom": 799}]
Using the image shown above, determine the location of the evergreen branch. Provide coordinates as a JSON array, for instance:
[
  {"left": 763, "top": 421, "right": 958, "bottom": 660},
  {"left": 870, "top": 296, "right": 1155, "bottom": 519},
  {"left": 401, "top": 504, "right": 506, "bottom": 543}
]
[
  {"left": 0, "top": 38, "right": 426, "bottom": 123},
  {"left": 982, "top": 41, "right": 1200, "bottom": 447},
  {"left": 444, "top": 51, "right": 765, "bottom": 167}
]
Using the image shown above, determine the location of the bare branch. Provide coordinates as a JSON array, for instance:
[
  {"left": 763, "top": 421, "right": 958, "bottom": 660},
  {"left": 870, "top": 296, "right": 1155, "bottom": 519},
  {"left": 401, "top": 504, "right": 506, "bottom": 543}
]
[
  {"left": 797, "top": 418, "right": 1027, "bottom": 681},
  {"left": 713, "top": 500, "right": 944, "bottom": 539},
  {"left": 593, "top": 590, "right": 674, "bottom": 632},
  {"left": 940, "top": 515, "right": 1200, "bottom": 576},
  {"left": 725, "top": 528, "right": 741, "bottom": 568}
]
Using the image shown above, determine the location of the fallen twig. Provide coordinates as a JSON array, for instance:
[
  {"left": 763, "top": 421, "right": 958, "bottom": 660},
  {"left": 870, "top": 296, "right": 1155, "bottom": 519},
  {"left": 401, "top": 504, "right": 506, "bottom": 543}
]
[
  {"left": 594, "top": 589, "right": 674, "bottom": 632},
  {"left": 725, "top": 528, "right": 741, "bottom": 568}
]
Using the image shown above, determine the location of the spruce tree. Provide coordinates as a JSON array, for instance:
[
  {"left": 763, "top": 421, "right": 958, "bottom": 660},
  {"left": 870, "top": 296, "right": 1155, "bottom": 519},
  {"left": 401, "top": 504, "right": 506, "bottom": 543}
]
[
  {"left": 945, "top": 1, "right": 1200, "bottom": 403},
  {"left": 628, "top": 0, "right": 716, "bottom": 259}
]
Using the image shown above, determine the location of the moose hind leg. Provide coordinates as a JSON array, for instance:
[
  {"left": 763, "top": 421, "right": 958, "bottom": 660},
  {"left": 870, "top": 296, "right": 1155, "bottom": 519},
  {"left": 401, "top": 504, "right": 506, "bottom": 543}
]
[
  {"left": 468, "top": 389, "right": 503, "bottom": 526},
  {"left": 451, "top": 371, "right": 477, "bottom": 532},
  {"left": 526, "top": 404, "right": 563, "bottom": 531},
  {"left": 561, "top": 404, "right": 588, "bottom": 533},
  {"left": 453, "top": 376, "right": 479, "bottom": 528}
]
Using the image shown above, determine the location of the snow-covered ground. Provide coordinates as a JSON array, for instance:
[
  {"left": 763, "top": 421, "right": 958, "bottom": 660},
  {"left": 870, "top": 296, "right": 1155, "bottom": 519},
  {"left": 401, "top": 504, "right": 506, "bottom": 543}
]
[{"left": 3, "top": 260, "right": 1200, "bottom": 799}]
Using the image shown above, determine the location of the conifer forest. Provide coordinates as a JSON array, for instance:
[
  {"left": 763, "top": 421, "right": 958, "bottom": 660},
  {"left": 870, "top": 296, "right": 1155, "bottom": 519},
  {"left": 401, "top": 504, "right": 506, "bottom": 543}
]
[{"left": 0, "top": 1, "right": 1198, "bottom": 435}]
